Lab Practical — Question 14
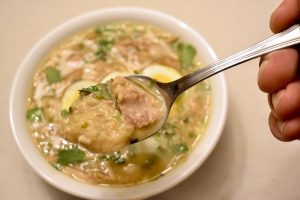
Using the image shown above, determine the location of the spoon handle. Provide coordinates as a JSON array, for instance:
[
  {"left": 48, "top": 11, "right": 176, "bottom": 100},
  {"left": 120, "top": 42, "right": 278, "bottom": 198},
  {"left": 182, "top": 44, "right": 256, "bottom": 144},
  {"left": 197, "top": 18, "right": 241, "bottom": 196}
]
[{"left": 164, "top": 24, "right": 300, "bottom": 99}]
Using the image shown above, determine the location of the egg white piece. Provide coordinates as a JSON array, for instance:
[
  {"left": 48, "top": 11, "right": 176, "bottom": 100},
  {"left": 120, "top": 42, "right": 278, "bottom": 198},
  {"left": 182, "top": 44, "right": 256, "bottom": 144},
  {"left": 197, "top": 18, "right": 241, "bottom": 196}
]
[
  {"left": 134, "top": 137, "right": 160, "bottom": 153},
  {"left": 62, "top": 80, "right": 97, "bottom": 110},
  {"left": 142, "top": 64, "right": 182, "bottom": 83}
]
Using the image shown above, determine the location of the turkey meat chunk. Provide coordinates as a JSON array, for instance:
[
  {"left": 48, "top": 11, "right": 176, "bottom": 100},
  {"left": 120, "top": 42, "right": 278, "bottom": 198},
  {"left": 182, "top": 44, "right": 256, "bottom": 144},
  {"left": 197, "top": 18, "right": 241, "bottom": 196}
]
[{"left": 109, "top": 76, "right": 163, "bottom": 128}]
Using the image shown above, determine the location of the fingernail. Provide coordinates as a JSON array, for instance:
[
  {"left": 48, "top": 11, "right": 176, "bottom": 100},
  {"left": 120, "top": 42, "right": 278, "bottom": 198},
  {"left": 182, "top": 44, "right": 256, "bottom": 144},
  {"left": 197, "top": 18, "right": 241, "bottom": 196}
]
[
  {"left": 258, "top": 60, "right": 269, "bottom": 82},
  {"left": 271, "top": 91, "right": 283, "bottom": 110}
]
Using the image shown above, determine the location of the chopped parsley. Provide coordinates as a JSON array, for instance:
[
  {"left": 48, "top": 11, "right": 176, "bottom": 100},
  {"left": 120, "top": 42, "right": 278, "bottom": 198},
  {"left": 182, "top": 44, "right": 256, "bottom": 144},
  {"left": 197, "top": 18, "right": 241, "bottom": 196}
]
[
  {"left": 81, "top": 122, "right": 89, "bottom": 129},
  {"left": 26, "top": 108, "right": 43, "bottom": 122},
  {"left": 99, "top": 39, "right": 113, "bottom": 51},
  {"left": 161, "top": 122, "right": 176, "bottom": 136},
  {"left": 95, "top": 27, "right": 103, "bottom": 34},
  {"left": 183, "top": 117, "right": 189, "bottom": 124},
  {"left": 51, "top": 163, "right": 62, "bottom": 170},
  {"left": 95, "top": 25, "right": 117, "bottom": 35},
  {"left": 95, "top": 39, "right": 114, "bottom": 61},
  {"left": 188, "top": 131, "right": 196, "bottom": 138},
  {"left": 61, "top": 109, "right": 70, "bottom": 117},
  {"left": 79, "top": 83, "right": 114, "bottom": 100},
  {"left": 79, "top": 84, "right": 102, "bottom": 94},
  {"left": 177, "top": 42, "right": 197, "bottom": 68},
  {"left": 94, "top": 89, "right": 113, "bottom": 100},
  {"left": 173, "top": 143, "right": 189, "bottom": 153},
  {"left": 45, "top": 67, "right": 61, "bottom": 84},
  {"left": 133, "top": 70, "right": 141, "bottom": 74},
  {"left": 57, "top": 147, "right": 86, "bottom": 166}
]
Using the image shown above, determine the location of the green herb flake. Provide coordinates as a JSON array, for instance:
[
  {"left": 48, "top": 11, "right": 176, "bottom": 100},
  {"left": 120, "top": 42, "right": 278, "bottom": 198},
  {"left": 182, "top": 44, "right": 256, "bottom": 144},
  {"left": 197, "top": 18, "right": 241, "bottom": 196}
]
[
  {"left": 79, "top": 84, "right": 101, "bottom": 94},
  {"left": 133, "top": 70, "right": 141, "bottom": 74},
  {"left": 95, "top": 50, "right": 107, "bottom": 61},
  {"left": 114, "top": 110, "right": 122, "bottom": 121},
  {"left": 161, "top": 122, "right": 176, "bottom": 136},
  {"left": 94, "top": 89, "right": 113, "bottom": 100},
  {"left": 50, "top": 163, "right": 62, "bottom": 170},
  {"left": 177, "top": 42, "right": 197, "bottom": 68},
  {"left": 45, "top": 67, "right": 61, "bottom": 84},
  {"left": 111, "top": 152, "right": 126, "bottom": 164},
  {"left": 81, "top": 122, "right": 89, "bottom": 129},
  {"left": 26, "top": 108, "right": 43, "bottom": 122},
  {"left": 96, "top": 84, "right": 113, "bottom": 100},
  {"left": 48, "top": 117, "right": 54, "bottom": 123},
  {"left": 188, "top": 132, "right": 196, "bottom": 138},
  {"left": 57, "top": 147, "right": 86, "bottom": 166},
  {"left": 156, "top": 146, "right": 166, "bottom": 153},
  {"left": 98, "top": 155, "right": 110, "bottom": 162},
  {"left": 95, "top": 39, "right": 114, "bottom": 61},
  {"left": 76, "top": 43, "right": 85, "bottom": 50},
  {"left": 95, "top": 25, "right": 117, "bottom": 35},
  {"left": 114, "top": 156, "right": 126, "bottom": 164},
  {"left": 80, "top": 83, "right": 114, "bottom": 100},
  {"left": 99, "top": 39, "right": 113, "bottom": 51},
  {"left": 183, "top": 117, "right": 189, "bottom": 124},
  {"left": 174, "top": 143, "right": 189, "bottom": 153},
  {"left": 95, "top": 27, "right": 103, "bottom": 34},
  {"left": 49, "top": 88, "right": 57, "bottom": 96},
  {"left": 61, "top": 109, "right": 70, "bottom": 117}
]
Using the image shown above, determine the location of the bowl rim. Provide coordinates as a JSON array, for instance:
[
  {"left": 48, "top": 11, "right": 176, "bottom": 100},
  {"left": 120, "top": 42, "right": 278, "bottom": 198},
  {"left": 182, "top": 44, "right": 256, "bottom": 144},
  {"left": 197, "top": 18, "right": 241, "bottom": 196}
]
[{"left": 9, "top": 7, "right": 227, "bottom": 200}]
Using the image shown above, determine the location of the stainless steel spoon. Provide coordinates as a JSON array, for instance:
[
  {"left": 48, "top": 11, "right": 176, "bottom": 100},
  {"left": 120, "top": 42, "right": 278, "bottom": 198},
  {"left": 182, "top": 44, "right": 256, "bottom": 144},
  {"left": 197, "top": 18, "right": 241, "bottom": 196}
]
[{"left": 128, "top": 24, "right": 300, "bottom": 142}]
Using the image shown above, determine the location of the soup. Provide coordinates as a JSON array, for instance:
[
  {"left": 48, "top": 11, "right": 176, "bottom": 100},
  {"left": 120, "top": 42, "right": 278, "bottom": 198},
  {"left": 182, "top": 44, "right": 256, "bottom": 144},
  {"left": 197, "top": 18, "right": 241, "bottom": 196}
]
[{"left": 25, "top": 21, "right": 211, "bottom": 185}]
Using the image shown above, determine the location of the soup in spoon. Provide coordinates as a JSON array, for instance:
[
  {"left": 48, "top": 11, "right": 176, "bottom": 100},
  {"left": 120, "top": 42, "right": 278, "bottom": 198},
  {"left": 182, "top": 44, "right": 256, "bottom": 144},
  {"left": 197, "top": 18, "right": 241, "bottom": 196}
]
[{"left": 63, "top": 76, "right": 167, "bottom": 153}]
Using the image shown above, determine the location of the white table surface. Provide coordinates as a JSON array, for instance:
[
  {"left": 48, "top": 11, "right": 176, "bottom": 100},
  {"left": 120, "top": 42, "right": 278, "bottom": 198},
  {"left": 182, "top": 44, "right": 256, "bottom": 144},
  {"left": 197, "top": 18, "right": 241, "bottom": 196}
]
[{"left": 2, "top": 0, "right": 300, "bottom": 199}]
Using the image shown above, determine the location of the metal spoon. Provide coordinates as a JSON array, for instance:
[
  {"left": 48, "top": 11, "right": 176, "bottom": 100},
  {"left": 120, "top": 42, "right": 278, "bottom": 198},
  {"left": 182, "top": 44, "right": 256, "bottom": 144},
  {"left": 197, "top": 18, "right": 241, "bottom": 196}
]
[{"left": 128, "top": 24, "right": 300, "bottom": 142}]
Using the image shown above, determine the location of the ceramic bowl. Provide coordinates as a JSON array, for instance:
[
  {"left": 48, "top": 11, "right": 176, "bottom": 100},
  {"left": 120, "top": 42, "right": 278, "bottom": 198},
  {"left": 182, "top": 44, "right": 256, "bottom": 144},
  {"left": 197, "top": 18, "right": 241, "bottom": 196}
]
[{"left": 9, "top": 7, "right": 227, "bottom": 199}]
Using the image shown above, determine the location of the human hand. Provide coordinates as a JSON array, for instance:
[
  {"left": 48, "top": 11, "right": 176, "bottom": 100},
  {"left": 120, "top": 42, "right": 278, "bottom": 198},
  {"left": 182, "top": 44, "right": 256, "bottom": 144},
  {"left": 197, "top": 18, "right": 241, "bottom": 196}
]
[{"left": 258, "top": 0, "right": 300, "bottom": 141}]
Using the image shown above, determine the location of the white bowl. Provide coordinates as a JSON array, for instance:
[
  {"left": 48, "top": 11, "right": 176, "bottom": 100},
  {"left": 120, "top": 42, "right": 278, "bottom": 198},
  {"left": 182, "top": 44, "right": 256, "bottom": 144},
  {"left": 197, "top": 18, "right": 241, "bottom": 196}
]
[{"left": 9, "top": 7, "right": 227, "bottom": 200}]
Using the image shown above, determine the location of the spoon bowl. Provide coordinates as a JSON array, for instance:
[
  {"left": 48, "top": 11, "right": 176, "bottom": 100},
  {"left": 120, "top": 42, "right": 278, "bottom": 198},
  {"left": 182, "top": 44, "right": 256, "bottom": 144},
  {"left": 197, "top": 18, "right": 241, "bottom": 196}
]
[{"left": 125, "top": 75, "right": 170, "bottom": 142}]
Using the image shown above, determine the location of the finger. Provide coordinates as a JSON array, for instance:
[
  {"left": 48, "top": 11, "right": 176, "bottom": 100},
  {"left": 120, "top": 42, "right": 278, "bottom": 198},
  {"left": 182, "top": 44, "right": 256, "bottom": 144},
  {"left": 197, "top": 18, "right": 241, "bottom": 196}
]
[
  {"left": 268, "top": 113, "right": 290, "bottom": 141},
  {"left": 282, "top": 116, "right": 300, "bottom": 140},
  {"left": 268, "top": 113, "right": 300, "bottom": 141},
  {"left": 270, "top": 79, "right": 300, "bottom": 121},
  {"left": 270, "top": 0, "right": 300, "bottom": 33},
  {"left": 268, "top": 93, "right": 274, "bottom": 112},
  {"left": 258, "top": 48, "right": 299, "bottom": 93}
]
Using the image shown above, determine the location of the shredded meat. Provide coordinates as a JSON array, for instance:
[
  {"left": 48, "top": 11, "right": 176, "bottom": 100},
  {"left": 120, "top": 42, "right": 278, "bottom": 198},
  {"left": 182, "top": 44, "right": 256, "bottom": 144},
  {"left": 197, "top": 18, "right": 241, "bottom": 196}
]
[
  {"left": 33, "top": 69, "right": 82, "bottom": 105},
  {"left": 63, "top": 166, "right": 114, "bottom": 184},
  {"left": 41, "top": 97, "right": 62, "bottom": 123},
  {"left": 157, "top": 56, "right": 180, "bottom": 69},
  {"left": 82, "top": 60, "right": 125, "bottom": 82},
  {"left": 109, "top": 77, "right": 163, "bottom": 128},
  {"left": 114, "top": 37, "right": 178, "bottom": 70}
]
